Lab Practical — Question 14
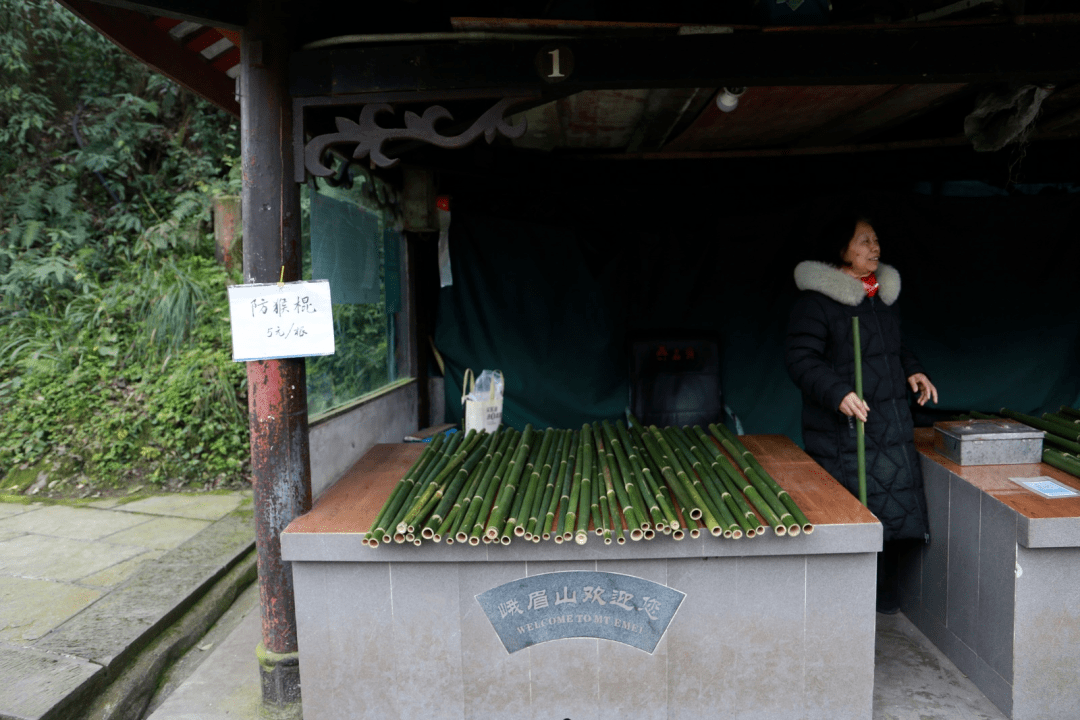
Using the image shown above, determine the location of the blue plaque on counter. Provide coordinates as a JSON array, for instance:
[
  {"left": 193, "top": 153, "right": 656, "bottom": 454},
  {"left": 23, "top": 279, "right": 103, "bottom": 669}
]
[{"left": 476, "top": 570, "right": 684, "bottom": 654}]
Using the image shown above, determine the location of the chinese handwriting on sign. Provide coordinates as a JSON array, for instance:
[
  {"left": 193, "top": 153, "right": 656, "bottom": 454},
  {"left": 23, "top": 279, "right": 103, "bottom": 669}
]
[
  {"left": 227, "top": 280, "right": 334, "bottom": 362},
  {"left": 250, "top": 295, "right": 318, "bottom": 341}
]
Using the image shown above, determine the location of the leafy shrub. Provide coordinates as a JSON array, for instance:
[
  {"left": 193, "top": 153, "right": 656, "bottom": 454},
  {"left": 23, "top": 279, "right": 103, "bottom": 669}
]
[{"left": 0, "top": 0, "right": 246, "bottom": 494}]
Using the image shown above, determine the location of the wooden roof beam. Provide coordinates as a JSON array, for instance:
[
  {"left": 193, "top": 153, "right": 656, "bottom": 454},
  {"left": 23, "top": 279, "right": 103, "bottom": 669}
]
[{"left": 292, "top": 20, "right": 1080, "bottom": 97}]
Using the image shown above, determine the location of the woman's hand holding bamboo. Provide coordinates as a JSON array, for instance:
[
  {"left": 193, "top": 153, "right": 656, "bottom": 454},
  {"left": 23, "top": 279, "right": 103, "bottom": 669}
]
[{"left": 839, "top": 392, "right": 870, "bottom": 422}]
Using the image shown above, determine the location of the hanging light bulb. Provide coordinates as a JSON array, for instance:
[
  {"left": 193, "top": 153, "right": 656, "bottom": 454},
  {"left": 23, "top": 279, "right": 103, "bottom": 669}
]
[{"left": 716, "top": 87, "right": 747, "bottom": 113}]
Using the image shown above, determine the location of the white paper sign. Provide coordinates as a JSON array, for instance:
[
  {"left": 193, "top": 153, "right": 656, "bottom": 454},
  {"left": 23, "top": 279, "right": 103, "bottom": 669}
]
[
  {"left": 1012, "top": 476, "right": 1080, "bottom": 499},
  {"left": 227, "top": 280, "right": 335, "bottom": 361}
]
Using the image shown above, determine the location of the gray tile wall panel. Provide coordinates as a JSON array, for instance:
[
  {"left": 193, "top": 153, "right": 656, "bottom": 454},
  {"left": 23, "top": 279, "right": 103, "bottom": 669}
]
[
  {"left": 456, "top": 561, "right": 530, "bottom": 720},
  {"left": 292, "top": 562, "right": 397, "bottom": 720},
  {"left": 976, "top": 496, "right": 1017, "bottom": 684},
  {"left": 904, "top": 607, "right": 947, "bottom": 665},
  {"left": 665, "top": 557, "right": 743, "bottom": 716},
  {"left": 804, "top": 553, "right": 876, "bottom": 720},
  {"left": 935, "top": 625, "right": 979, "bottom": 685},
  {"left": 664, "top": 557, "right": 739, "bottom": 720},
  {"left": 522, "top": 559, "right": 601, "bottom": 720},
  {"left": 1012, "top": 545, "right": 1080, "bottom": 720},
  {"left": 921, "top": 458, "right": 950, "bottom": 625},
  {"left": 290, "top": 551, "right": 878, "bottom": 720},
  {"left": 388, "top": 563, "right": 466, "bottom": 720},
  {"left": 968, "top": 652, "right": 1013, "bottom": 719},
  {"left": 906, "top": 455, "right": 1080, "bottom": 720},
  {"left": 728, "top": 554, "right": 806, "bottom": 720},
  {"left": 527, "top": 637, "right": 601, "bottom": 720},
  {"left": 595, "top": 559, "right": 669, "bottom": 720},
  {"left": 946, "top": 474, "right": 981, "bottom": 645}
]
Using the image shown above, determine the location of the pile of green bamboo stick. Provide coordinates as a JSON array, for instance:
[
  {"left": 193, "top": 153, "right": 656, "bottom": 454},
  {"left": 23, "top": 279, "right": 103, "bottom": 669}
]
[
  {"left": 362, "top": 417, "right": 813, "bottom": 548},
  {"left": 968, "top": 406, "right": 1080, "bottom": 478}
]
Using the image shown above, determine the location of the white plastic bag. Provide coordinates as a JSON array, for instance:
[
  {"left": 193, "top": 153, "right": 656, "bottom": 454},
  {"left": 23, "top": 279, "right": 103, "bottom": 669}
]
[{"left": 462, "top": 368, "right": 504, "bottom": 434}]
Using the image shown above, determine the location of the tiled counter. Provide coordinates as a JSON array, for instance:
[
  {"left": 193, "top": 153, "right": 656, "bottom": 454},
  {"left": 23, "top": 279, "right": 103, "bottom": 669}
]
[
  {"left": 281, "top": 435, "right": 882, "bottom": 720},
  {"left": 901, "top": 428, "right": 1080, "bottom": 720}
]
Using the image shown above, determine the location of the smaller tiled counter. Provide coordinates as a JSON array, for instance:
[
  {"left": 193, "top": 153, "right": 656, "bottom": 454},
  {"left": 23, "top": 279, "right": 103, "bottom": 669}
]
[
  {"left": 901, "top": 428, "right": 1080, "bottom": 720},
  {"left": 282, "top": 435, "right": 882, "bottom": 720}
]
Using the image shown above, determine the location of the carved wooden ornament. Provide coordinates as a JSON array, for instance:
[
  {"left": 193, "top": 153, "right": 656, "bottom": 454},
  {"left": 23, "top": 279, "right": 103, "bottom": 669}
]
[{"left": 305, "top": 97, "right": 527, "bottom": 172}]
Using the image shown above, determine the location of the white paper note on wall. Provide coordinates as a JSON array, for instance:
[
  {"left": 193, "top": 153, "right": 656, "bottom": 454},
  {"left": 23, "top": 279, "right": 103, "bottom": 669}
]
[{"left": 227, "top": 280, "right": 335, "bottom": 361}]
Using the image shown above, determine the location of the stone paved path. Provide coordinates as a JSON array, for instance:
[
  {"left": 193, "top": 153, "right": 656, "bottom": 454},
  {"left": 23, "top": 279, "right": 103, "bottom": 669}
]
[{"left": 0, "top": 491, "right": 253, "bottom": 720}]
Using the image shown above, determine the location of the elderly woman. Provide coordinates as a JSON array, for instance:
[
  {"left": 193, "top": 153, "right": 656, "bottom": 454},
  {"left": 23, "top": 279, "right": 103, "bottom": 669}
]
[{"left": 785, "top": 213, "right": 938, "bottom": 614}]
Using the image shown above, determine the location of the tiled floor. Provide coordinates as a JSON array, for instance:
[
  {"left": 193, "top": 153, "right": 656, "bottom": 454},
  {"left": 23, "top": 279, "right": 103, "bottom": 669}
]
[
  {"left": 0, "top": 492, "right": 253, "bottom": 720},
  {"left": 0, "top": 491, "right": 252, "bottom": 713}
]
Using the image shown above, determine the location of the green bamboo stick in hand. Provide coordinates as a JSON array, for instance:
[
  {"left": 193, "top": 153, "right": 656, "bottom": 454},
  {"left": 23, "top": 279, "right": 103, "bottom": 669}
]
[{"left": 853, "top": 316, "right": 867, "bottom": 507}]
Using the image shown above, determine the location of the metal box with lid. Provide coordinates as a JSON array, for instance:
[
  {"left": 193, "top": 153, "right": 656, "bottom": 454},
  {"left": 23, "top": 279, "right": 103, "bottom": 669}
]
[{"left": 933, "top": 419, "right": 1044, "bottom": 466}]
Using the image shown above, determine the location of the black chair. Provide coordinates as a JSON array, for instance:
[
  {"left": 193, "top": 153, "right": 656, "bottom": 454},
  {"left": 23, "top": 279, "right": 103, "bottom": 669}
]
[{"left": 628, "top": 334, "right": 722, "bottom": 429}]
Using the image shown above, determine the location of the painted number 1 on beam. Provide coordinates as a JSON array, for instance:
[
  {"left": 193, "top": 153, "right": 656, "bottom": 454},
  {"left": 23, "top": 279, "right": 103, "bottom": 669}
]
[{"left": 537, "top": 45, "right": 573, "bottom": 83}]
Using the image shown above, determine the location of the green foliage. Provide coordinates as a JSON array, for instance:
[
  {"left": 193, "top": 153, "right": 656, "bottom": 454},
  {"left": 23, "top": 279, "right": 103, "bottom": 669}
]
[
  {"left": 306, "top": 304, "right": 391, "bottom": 416},
  {"left": 0, "top": 0, "right": 398, "bottom": 496},
  {"left": 0, "top": 0, "right": 246, "bottom": 495}
]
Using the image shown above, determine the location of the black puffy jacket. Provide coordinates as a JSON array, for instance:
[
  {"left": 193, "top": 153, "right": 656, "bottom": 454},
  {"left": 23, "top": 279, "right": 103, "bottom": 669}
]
[{"left": 785, "top": 261, "right": 929, "bottom": 542}]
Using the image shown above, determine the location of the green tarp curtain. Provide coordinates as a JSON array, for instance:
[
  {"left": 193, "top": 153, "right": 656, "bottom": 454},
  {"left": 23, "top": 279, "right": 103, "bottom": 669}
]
[
  {"left": 310, "top": 191, "right": 380, "bottom": 305},
  {"left": 384, "top": 225, "right": 402, "bottom": 313},
  {"left": 434, "top": 188, "right": 1080, "bottom": 446}
]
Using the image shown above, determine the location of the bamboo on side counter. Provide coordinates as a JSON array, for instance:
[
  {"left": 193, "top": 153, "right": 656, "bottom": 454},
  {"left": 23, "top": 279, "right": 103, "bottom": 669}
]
[
  {"left": 399, "top": 429, "right": 481, "bottom": 534},
  {"left": 1059, "top": 405, "right": 1080, "bottom": 421},
  {"left": 651, "top": 424, "right": 724, "bottom": 536},
  {"left": 424, "top": 431, "right": 497, "bottom": 540},
  {"left": 1043, "top": 448, "right": 1080, "bottom": 478},
  {"left": 999, "top": 408, "right": 1080, "bottom": 443},
  {"left": 975, "top": 408, "right": 1080, "bottom": 481},
  {"left": 660, "top": 426, "right": 731, "bottom": 537}
]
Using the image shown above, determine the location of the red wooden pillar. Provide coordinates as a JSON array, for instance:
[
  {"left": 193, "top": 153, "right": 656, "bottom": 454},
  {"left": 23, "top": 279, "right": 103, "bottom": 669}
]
[{"left": 240, "top": 0, "right": 310, "bottom": 709}]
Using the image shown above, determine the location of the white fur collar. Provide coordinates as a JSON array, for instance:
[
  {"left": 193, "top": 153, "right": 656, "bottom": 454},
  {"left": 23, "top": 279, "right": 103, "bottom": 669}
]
[{"left": 794, "top": 261, "right": 900, "bottom": 307}]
